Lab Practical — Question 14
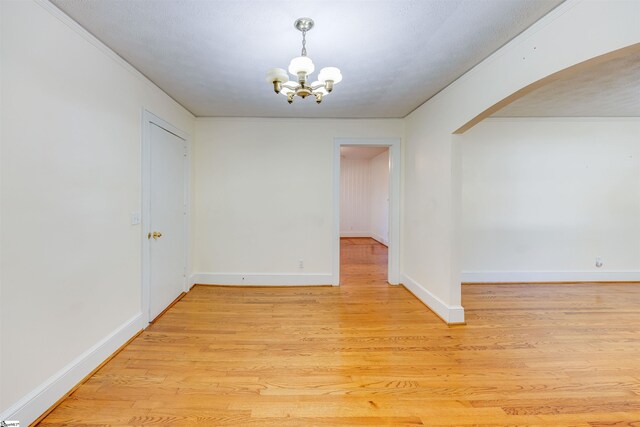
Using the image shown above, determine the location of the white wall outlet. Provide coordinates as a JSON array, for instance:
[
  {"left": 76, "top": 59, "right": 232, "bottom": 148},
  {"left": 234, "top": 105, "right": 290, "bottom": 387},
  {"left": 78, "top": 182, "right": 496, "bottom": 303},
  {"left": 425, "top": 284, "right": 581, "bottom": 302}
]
[
  {"left": 130, "top": 211, "right": 141, "bottom": 225},
  {"left": 595, "top": 257, "right": 603, "bottom": 268},
  {"left": 298, "top": 259, "right": 304, "bottom": 269}
]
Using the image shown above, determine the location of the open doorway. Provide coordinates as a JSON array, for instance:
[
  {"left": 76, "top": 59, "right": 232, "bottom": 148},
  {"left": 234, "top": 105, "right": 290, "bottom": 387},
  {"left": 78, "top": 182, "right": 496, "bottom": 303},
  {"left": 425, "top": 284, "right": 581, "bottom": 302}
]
[
  {"left": 339, "top": 146, "right": 390, "bottom": 285},
  {"left": 333, "top": 138, "right": 401, "bottom": 286}
]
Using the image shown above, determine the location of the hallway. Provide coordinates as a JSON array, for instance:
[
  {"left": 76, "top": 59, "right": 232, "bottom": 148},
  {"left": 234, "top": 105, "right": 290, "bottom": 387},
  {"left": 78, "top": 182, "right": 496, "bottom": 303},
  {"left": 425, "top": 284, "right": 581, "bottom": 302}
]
[{"left": 339, "top": 237, "right": 388, "bottom": 286}]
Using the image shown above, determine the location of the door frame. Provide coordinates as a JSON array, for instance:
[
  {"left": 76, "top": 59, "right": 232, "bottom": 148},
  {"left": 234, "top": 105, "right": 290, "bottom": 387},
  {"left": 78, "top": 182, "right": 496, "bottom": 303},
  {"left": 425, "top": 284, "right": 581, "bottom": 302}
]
[
  {"left": 333, "top": 137, "right": 401, "bottom": 286},
  {"left": 141, "top": 109, "right": 191, "bottom": 324}
]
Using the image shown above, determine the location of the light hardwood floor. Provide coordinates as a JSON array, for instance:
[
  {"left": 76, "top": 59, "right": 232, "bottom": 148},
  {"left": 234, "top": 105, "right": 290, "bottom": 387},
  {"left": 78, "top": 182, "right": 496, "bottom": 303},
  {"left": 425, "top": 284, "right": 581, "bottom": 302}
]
[{"left": 39, "top": 238, "right": 640, "bottom": 426}]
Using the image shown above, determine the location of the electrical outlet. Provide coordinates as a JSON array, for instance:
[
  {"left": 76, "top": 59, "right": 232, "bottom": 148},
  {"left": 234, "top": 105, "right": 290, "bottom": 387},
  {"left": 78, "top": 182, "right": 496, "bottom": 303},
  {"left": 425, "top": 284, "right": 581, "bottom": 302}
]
[{"left": 595, "top": 257, "right": 603, "bottom": 268}]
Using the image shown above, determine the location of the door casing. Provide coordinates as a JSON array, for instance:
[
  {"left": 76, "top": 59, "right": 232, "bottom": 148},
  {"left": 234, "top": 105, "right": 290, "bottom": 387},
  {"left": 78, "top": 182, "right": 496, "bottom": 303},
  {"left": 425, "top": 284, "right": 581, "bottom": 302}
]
[
  {"left": 333, "top": 137, "right": 401, "bottom": 286},
  {"left": 141, "top": 109, "right": 191, "bottom": 323}
]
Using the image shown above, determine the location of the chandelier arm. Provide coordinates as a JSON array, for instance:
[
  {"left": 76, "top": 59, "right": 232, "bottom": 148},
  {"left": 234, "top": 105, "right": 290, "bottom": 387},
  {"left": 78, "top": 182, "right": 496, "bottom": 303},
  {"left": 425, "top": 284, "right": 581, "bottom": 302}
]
[
  {"left": 282, "top": 83, "right": 301, "bottom": 90},
  {"left": 310, "top": 83, "right": 326, "bottom": 91}
]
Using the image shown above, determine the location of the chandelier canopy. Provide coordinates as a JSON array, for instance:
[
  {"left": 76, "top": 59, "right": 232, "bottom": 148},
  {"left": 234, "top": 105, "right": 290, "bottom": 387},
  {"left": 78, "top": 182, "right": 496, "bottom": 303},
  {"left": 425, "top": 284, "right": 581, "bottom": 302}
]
[{"left": 266, "top": 18, "right": 342, "bottom": 104}]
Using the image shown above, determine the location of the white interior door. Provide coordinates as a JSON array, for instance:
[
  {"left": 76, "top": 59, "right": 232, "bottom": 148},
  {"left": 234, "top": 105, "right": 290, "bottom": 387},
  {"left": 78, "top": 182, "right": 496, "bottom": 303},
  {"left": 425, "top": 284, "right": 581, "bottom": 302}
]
[{"left": 149, "top": 122, "right": 187, "bottom": 321}]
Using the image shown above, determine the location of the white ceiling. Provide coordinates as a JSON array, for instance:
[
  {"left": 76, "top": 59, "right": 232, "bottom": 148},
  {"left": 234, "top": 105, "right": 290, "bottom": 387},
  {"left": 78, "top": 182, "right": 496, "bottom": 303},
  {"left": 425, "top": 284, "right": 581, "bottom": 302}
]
[
  {"left": 493, "top": 50, "right": 640, "bottom": 117},
  {"left": 50, "top": 0, "right": 563, "bottom": 118},
  {"left": 341, "top": 146, "right": 388, "bottom": 160}
]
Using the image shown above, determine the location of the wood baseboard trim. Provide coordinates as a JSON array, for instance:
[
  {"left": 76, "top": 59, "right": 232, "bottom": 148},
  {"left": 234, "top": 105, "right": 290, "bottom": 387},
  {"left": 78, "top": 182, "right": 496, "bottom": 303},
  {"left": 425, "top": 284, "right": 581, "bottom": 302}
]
[
  {"left": 463, "top": 281, "right": 640, "bottom": 285},
  {"left": 149, "top": 291, "right": 187, "bottom": 325},
  {"left": 31, "top": 329, "right": 144, "bottom": 426}
]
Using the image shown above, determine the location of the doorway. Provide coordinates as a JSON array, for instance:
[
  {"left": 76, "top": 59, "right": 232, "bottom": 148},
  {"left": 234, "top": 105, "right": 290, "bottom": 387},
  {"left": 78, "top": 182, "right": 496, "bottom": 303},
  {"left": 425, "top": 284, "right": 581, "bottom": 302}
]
[
  {"left": 142, "top": 110, "right": 190, "bottom": 323},
  {"left": 340, "top": 145, "right": 390, "bottom": 283},
  {"left": 333, "top": 138, "right": 401, "bottom": 286}
]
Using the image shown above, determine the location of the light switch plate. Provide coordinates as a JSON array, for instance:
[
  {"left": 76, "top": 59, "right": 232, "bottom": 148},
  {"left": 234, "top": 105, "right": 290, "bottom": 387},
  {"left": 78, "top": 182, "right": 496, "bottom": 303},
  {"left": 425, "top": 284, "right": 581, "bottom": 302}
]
[{"left": 131, "top": 211, "right": 141, "bottom": 225}]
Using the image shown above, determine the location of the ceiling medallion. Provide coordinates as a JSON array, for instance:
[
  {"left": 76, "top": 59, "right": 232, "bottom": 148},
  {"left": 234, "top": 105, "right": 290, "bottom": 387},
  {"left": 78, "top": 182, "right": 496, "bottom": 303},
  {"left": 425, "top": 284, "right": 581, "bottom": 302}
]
[{"left": 265, "top": 17, "right": 342, "bottom": 104}]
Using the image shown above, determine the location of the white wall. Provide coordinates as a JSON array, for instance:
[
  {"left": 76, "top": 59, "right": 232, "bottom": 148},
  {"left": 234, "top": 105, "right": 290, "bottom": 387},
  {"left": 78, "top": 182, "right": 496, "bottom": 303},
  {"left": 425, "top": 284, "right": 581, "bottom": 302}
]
[
  {"left": 340, "top": 157, "right": 371, "bottom": 236},
  {"left": 192, "top": 118, "right": 403, "bottom": 285},
  {"left": 461, "top": 118, "right": 640, "bottom": 282},
  {"left": 0, "top": 1, "right": 194, "bottom": 422},
  {"left": 370, "top": 150, "right": 389, "bottom": 245},
  {"left": 2, "top": 0, "right": 639, "bottom": 421},
  {"left": 339, "top": 150, "right": 389, "bottom": 244},
  {"left": 402, "top": 0, "right": 640, "bottom": 324}
]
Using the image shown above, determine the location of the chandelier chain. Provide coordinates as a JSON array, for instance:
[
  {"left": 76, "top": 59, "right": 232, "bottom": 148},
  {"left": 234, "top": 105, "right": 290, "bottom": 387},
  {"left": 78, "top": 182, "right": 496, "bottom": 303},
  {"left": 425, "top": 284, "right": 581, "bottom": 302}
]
[{"left": 301, "top": 30, "right": 307, "bottom": 56}]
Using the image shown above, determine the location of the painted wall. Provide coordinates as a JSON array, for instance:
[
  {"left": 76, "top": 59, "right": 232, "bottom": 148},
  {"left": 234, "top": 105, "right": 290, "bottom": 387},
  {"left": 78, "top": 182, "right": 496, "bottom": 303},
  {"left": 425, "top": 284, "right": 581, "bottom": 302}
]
[
  {"left": 2, "top": 0, "right": 640, "bottom": 421},
  {"left": 0, "top": 1, "right": 194, "bottom": 422},
  {"left": 340, "top": 157, "right": 371, "bottom": 236},
  {"left": 370, "top": 150, "right": 389, "bottom": 245},
  {"left": 339, "top": 150, "right": 389, "bottom": 244},
  {"left": 461, "top": 118, "right": 640, "bottom": 282},
  {"left": 192, "top": 118, "right": 403, "bottom": 285},
  {"left": 402, "top": 0, "right": 640, "bottom": 323}
]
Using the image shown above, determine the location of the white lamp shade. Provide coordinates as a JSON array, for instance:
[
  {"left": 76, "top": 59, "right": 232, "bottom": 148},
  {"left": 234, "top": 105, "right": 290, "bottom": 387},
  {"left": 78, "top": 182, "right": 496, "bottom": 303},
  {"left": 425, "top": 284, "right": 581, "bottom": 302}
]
[
  {"left": 311, "top": 81, "right": 328, "bottom": 96},
  {"left": 288, "top": 56, "right": 315, "bottom": 76},
  {"left": 265, "top": 67, "right": 289, "bottom": 83},
  {"left": 318, "top": 67, "right": 342, "bottom": 84}
]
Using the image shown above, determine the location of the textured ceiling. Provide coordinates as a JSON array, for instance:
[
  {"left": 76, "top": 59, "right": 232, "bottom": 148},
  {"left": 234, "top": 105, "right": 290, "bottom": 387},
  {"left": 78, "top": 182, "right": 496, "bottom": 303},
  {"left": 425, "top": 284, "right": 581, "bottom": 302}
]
[
  {"left": 341, "top": 146, "right": 388, "bottom": 160},
  {"left": 51, "top": 0, "right": 563, "bottom": 118},
  {"left": 493, "top": 51, "right": 640, "bottom": 117}
]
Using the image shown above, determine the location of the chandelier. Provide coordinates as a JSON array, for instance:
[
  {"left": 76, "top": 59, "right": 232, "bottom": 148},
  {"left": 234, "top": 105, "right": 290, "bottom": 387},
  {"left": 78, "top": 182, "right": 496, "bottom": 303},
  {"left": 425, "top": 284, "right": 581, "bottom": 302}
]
[{"left": 265, "top": 18, "right": 342, "bottom": 104}]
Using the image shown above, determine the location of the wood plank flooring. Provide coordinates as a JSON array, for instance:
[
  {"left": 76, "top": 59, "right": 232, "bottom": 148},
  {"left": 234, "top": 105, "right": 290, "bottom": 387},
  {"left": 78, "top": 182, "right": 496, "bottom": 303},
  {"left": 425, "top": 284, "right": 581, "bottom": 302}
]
[{"left": 39, "top": 238, "right": 640, "bottom": 425}]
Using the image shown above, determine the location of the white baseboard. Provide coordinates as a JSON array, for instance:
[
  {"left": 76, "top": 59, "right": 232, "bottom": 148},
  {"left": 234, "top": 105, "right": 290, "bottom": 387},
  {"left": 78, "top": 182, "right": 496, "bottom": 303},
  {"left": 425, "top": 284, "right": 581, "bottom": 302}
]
[
  {"left": 340, "top": 231, "right": 389, "bottom": 246},
  {"left": 370, "top": 233, "right": 389, "bottom": 246},
  {"left": 461, "top": 270, "right": 640, "bottom": 283},
  {"left": 191, "top": 273, "right": 333, "bottom": 286},
  {"left": 401, "top": 273, "right": 465, "bottom": 324},
  {"left": 0, "top": 313, "right": 145, "bottom": 426},
  {"left": 340, "top": 231, "right": 371, "bottom": 238}
]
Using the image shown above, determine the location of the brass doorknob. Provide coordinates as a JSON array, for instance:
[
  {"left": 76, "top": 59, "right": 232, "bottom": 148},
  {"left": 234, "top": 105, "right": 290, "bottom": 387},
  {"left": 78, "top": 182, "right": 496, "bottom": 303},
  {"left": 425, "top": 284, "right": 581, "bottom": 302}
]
[{"left": 147, "top": 231, "right": 163, "bottom": 239}]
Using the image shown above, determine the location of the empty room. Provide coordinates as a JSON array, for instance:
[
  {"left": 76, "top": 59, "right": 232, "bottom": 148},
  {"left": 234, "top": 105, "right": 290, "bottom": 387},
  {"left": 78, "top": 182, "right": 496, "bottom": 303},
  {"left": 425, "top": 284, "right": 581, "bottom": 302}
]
[{"left": 1, "top": 0, "right": 639, "bottom": 425}]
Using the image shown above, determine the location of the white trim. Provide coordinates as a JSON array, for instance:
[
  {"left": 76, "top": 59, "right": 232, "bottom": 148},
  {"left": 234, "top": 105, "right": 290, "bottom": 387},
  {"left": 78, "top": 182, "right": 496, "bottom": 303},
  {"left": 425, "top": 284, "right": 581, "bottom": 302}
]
[
  {"left": 370, "top": 233, "right": 389, "bottom": 247},
  {"left": 332, "top": 141, "right": 341, "bottom": 285},
  {"left": 461, "top": 270, "right": 640, "bottom": 283},
  {"left": 340, "top": 231, "right": 371, "bottom": 238},
  {"left": 339, "top": 232, "right": 389, "bottom": 246},
  {"left": 191, "top": 273, "right": 333, "bottom": 286},
  {"left": 401, "top": 274, "right": 465, "bottom": 324},
  {"left": 141, "top": 109, "right": 191, "bottom": 324},
  {"left": 333, "top": 138, "right": 401, "bottom": 286},
  {"left": 0, "top": 313, "right": 145, "bottom": 426}
]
